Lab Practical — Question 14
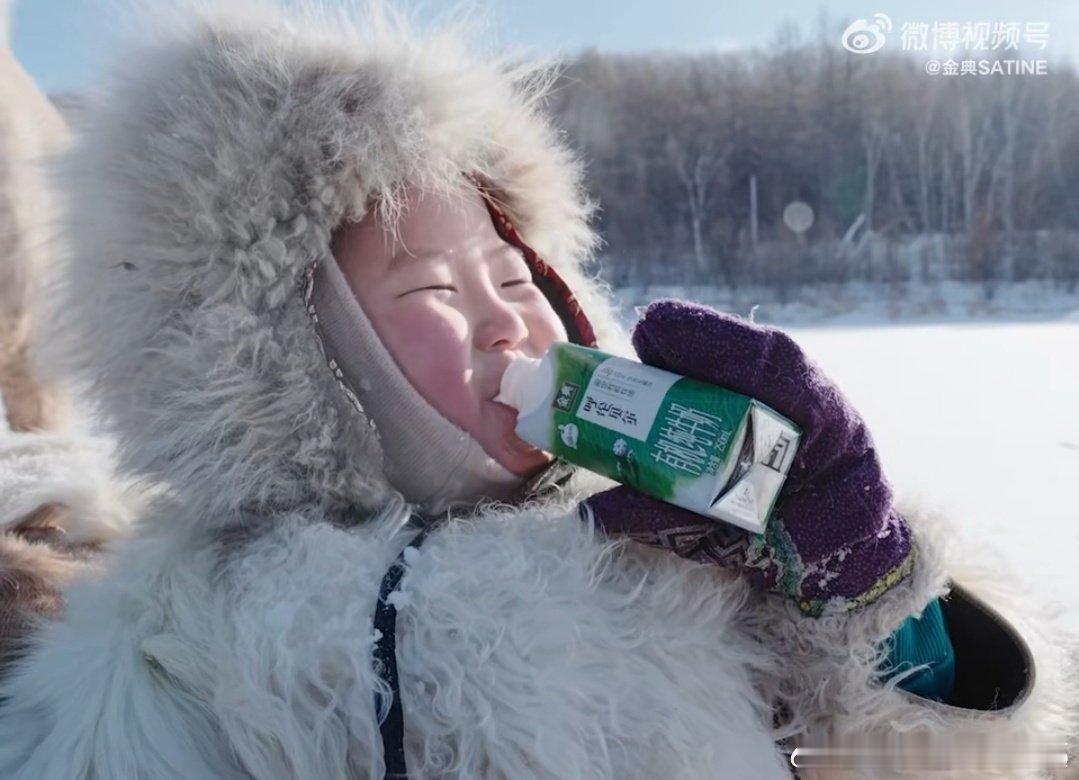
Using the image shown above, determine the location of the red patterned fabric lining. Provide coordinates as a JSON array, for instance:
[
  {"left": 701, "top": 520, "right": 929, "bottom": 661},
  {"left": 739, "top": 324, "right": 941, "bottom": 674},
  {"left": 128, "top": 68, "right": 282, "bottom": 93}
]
[{"left": 473, "top": 183, "right": 598, "bottom": 349}]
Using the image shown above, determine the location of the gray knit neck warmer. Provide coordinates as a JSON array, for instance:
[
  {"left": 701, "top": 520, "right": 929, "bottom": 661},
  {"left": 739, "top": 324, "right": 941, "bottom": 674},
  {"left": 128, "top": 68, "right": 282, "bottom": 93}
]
[{"left": 309, "top": 255, "right": 529, "bottom": 516}]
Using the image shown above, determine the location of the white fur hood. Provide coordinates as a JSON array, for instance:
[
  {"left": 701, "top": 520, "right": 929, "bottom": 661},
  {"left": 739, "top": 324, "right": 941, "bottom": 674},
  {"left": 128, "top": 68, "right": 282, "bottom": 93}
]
[{"left": 44, "top": 1, "right": 627, "bottom": 535}]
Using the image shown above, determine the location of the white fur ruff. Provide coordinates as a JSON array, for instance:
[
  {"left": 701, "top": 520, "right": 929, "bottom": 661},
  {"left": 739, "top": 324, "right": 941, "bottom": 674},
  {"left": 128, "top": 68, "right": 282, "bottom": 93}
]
[{"left": 0, "top": 485, "right": 790, "bottom": 778}]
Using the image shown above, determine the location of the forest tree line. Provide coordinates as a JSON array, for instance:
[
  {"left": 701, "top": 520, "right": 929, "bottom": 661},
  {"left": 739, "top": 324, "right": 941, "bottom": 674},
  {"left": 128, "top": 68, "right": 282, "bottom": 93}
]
[{"left": 546, "top": 23, "right": 1079, "bottom": 291}]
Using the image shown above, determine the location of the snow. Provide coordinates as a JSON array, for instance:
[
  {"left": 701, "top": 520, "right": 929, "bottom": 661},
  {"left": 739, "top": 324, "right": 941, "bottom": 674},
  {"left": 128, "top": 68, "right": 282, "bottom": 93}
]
[
  {"left": 786, "top": 320, "right": 1079, "bottom": 631},
  {"left": 616, "top": 280, "right": 1079, "bottom": 327}
]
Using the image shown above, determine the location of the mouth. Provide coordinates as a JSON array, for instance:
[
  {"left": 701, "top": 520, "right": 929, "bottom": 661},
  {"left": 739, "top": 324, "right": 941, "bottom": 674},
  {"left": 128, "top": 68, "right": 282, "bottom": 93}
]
[
  {"left": 488, "top": 398, "right": 547, "bottom": 457},
  {"left": 488, "top": 397, "right": 520, "bottom": 428}
]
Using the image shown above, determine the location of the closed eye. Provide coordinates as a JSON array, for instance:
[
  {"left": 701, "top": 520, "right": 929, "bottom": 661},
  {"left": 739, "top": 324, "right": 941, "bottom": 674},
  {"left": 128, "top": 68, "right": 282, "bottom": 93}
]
[
  {"left": 398, "top": 279, "right": 532, "bottom": 297},
  {"left": 398, "top": 284, "right": 457, "bottom": 297}
]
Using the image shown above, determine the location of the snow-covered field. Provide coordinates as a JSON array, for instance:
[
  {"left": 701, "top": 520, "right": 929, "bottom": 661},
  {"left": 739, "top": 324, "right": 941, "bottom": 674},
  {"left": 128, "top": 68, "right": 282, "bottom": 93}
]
[
  {"left": 616, "top": 280, "right": 1079, "bottom": 327},
  {"left": 786, "top": 320, "right": 1079, "bottom": 631}
]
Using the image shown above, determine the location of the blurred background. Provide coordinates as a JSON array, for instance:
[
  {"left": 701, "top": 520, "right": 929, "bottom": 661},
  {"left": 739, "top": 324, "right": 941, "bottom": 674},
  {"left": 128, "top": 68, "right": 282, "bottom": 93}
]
[{"left": 4, "top": 1, "right": 1078, "bottom": 628}]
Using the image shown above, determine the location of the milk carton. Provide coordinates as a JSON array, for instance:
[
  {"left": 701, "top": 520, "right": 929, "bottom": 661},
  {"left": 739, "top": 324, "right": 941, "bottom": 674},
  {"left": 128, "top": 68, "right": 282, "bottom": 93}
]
[{"left": 495, "top": 343, "right": 802, "bottom": 534}]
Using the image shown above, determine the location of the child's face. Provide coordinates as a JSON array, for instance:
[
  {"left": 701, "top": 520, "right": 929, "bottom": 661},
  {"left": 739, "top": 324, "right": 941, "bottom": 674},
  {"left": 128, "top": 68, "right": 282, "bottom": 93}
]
[{"left": 334, "top": 186, "right": 568, "bottom": 477}]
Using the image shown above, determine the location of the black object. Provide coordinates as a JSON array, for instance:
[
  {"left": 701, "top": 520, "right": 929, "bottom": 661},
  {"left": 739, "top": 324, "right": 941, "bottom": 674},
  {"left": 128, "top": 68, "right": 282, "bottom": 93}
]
[
  {"left": 932, "top": 580, "right": 1035, "bottom": 712},
  {"left": 372, "top": 521, "right": 440, "bottom": 779}
]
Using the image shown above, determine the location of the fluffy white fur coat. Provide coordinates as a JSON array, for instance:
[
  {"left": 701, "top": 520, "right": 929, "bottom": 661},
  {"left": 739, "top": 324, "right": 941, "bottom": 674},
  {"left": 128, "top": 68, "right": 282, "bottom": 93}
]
[
  {"left": 0, "top": 3, "right": 1074, "bottom": 778},
  {"left": 0, "top": 474, "right": 794, "bottom": 778}
]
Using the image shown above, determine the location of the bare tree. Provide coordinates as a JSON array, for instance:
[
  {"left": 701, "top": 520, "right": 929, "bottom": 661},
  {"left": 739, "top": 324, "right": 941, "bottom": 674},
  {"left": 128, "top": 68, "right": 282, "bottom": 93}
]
[
  {"left": 666, "top": 134, "right": 730, "bottom": 275},
  {"left": 860, "top": 117, "right": 887, "bottom": 231},
  {"left": 915, "top": 91, "right": 940, "bottom": 232},
  {"left": 955, "top": 90, "right": 994, "bottom": 233}
]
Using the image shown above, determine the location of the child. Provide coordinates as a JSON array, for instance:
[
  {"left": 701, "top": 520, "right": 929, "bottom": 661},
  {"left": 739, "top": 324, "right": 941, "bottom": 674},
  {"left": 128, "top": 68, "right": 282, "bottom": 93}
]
[{"left": 0, "top": 4, "right": 1074, "bottom": 777}]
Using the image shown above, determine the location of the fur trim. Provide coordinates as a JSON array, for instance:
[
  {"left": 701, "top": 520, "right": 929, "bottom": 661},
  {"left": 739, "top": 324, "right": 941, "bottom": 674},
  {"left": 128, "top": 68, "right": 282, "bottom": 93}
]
[
  {"left": 0, "top": 528, "right": 249, "bottom": 779},
  {"left": 0, "top": 431, "right": 134, "bottom": 542},
  {"left": 0, "top": 430, "right": 136, "bottom": 675},
  {"left": 0, "top": 527, "right": 99, "bottom": 669},
  {"left": 741, "top": 499, "right": 1079, "bottom": 777},
  {"left": 0, "top": 495, "right": 790, "bottom": 778},
  {"left": 40, "top": 0, "right": 628, "bottom": 534}
]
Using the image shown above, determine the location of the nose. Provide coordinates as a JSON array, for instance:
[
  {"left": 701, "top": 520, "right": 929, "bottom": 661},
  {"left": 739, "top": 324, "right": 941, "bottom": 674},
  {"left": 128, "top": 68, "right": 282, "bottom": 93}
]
[{"left": 473, "top": 295, "right": 530, "bottom": 352}]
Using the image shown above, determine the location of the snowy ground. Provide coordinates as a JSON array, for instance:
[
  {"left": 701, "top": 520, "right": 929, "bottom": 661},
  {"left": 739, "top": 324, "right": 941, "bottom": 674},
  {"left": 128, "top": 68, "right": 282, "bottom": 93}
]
[
  {"left": 785, "top": 320, "right": 1079, "bottom": 632},
  {"left": 616, "top": 280, "right": 1079, "bottom": 327}
]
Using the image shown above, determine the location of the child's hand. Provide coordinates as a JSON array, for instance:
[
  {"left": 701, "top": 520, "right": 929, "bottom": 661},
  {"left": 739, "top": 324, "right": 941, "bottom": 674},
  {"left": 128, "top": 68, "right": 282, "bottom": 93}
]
[{"left": 583, "top": 299, "right": 916, "bottom": 616}]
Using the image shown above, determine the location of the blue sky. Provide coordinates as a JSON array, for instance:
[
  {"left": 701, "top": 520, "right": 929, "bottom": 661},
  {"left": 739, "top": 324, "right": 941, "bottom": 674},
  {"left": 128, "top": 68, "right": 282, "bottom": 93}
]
[{"left": 10, "top": 0, "right": 1079, "bottom": 94}]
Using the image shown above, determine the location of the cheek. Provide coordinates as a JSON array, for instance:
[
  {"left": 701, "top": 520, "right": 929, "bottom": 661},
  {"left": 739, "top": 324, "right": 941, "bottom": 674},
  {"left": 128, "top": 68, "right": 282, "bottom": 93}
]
[
  {"left": 525, "top": 299, "right": 570, "bottom": 353},
  {"left": 377, "top": 299, "right": 477, "bottom": 424}
]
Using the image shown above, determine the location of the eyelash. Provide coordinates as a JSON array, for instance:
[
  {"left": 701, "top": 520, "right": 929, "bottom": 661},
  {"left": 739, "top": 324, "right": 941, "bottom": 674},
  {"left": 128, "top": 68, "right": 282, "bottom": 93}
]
[{"left": 407, "top": 279, "right": 532, "bottom": 295}]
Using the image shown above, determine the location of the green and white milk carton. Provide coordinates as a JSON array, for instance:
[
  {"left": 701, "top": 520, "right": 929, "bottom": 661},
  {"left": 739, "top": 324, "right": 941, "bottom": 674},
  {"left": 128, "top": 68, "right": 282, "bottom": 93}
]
[{"left": 495, "top": 343, "right": 802, "bottom": 534}]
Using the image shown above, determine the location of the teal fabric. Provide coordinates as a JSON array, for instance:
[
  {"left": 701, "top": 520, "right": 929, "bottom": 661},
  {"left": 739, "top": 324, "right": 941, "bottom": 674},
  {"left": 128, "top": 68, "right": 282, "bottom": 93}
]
[{"left": 879, "top": 596, "right": 956, "bottom": 702}]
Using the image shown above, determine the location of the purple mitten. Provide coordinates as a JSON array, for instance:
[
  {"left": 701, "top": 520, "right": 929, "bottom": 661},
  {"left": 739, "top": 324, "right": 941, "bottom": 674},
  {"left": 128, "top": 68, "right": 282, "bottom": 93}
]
[{"left": 584, "top": 299, "right": 916, "bottom": 616}]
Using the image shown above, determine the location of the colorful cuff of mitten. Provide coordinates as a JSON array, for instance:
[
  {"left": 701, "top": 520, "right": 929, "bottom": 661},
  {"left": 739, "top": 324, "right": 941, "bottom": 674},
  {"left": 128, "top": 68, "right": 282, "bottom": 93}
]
[{"left": 741, "top": 509, "right": 917, "bottom": 618}]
